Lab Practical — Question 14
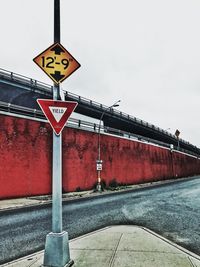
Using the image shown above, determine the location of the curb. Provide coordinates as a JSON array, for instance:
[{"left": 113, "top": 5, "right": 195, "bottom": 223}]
[
  {"left": 0, "top": 175, "right": 199, "bottom": 214},
  {"left": 141, "top": 226, "right": 200, "bottom": 261}
]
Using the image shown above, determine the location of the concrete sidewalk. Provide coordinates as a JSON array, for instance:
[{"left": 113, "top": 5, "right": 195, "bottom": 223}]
[{"left": 2, "top": 225, "right": 200, "bottom": 267}]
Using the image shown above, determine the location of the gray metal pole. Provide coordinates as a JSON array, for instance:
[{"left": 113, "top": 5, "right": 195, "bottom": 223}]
[
  {"left": 52, "top": 119, "right": 62, "bottom": 233},
  {"left": 52, "top": 0, "right": 62, "bottom": 235},
  {"left": 43, "top": 1, "right": 73, "bottom": 266},
  {"left": 54, "top": 0, "right": 60, "bottom": 43}
]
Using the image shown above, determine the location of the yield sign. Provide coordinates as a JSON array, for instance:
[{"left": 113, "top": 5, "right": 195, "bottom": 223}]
[{"left": 37, "top": 99, "right": 78, "bottom": 135}]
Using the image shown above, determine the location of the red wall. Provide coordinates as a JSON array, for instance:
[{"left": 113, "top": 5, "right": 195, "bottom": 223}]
[{"left": 1, "top": 114, "right": 200, "bottom": 199}]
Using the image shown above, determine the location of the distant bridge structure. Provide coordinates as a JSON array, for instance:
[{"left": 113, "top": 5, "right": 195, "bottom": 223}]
[{"left": 0, "top": 68, "right": 199, "bottom": 156}]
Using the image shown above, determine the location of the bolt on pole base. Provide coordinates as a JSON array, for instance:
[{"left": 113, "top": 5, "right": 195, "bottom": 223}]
[{"left": 43, "top": 231, "right": 74, "bottom": 267}]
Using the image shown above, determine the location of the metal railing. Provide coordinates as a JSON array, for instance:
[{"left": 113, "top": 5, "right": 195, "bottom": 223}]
[
  {"left": 0, "top": 68, "right": 52, "bottom": 95},
  {"left": 0, "top": 68, "right": 197, "bottom": 150},
  {"left": 0, "top": 100, "right": 199, "bottom": 158}
]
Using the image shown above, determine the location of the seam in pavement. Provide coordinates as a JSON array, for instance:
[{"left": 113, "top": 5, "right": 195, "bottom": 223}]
[
  {"left": 109, "top": 233, "right": 123, "bottom": 267},
  {"left": 71, "top": 248, "right": 183, "bottom": 254},
  {"left": 1, "top": 252, "right": 44, "bottom": 267},
  {"left": 70, "top": 227, "right": 111, "bottom": 242},
  {"left": 27, "top": 258, "right": 40, "bottom": 267},
  {"left": 188, "top": 257, "right": 197, "bottom": 267}
]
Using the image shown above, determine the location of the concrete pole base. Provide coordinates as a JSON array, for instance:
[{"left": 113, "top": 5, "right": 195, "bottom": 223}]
[{"left": 43, "top": 231, "right": 74, "bottom": 267}]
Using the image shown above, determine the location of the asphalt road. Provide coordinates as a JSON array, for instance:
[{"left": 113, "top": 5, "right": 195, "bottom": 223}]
[{"left": 1, "top": 176, "right": 200, "bottom": 264}]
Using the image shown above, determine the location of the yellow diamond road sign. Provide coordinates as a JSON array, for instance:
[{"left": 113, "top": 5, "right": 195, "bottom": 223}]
[{"left": 33, "top": 42, "right": 81, "bottom": 84}]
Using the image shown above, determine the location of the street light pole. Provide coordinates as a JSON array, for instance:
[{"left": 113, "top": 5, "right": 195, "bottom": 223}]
[
  {"left": 96, "top": 100, "right": 121, "bottom": 192},
  {"left": 175, "top": 129, "right": 180, "bottom": 150}
]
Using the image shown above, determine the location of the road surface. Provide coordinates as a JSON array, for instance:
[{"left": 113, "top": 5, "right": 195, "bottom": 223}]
[{"left": 0, "top": 176, "right": 200, "bottom": 264}]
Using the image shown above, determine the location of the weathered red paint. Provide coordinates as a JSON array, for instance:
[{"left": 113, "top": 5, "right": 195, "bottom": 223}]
[{"left": 0, "top": 114, "right": 200, "bottom": 199}]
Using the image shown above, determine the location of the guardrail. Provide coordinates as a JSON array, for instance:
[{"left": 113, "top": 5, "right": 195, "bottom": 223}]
[
  {"left": 0, "top": 68, "right": 196, "bottom": 150},
  {"left": 0, "top": 68, "right": 52, "bottom": 94},
  {"left": 0, "top": 100, "right": 199, "bottom": 158}
]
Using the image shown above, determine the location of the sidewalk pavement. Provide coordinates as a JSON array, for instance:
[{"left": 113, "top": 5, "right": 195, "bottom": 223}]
[{"left": 2, "top": 225, "right": 200, "bottom": 267}]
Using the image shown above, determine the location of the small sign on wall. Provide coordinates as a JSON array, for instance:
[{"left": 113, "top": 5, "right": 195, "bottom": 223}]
[{"left": 96, "top": 163, "right": 102, "bottom": 171}]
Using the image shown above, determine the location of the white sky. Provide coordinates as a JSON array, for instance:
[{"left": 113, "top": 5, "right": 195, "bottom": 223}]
[{"left": 0, "top": 0, "right": 200, "bottom": 147}]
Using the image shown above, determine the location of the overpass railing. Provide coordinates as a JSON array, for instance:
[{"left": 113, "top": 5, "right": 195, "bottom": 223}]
[
  {"left": 0, "top": 68, "right": 196, "bottom": 150},
  {"left": 0, "top": 68, "right": 52, "bottom": 95},
  {"left": 0, "top": 100, "right": 199, "bottom": 158}
]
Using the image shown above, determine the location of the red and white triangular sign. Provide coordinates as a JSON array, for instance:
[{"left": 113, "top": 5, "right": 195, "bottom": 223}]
[{"left": 37, "top": 99, "right": 78, "bottom": 135}]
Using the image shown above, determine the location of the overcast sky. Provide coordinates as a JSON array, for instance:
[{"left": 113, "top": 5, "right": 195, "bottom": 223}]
[{"left": 1, "top": 0, "right": 200, "bottom": 147}]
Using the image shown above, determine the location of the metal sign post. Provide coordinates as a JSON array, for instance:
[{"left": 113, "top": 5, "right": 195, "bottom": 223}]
[
  {"left": 43, "top": 1, "right": 72, "bottom": 265},
  {"left": 43, "top": 103, "right": 72, "bottom": 267},
  {"left": 33, "top": 1, "right": 80, "bottom": 265},
  {"left": 41, "top": 1, "right": 78, "bottom": 266}
]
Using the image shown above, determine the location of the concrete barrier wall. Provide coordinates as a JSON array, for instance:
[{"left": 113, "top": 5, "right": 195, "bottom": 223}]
[{"left": 1, "top": 113, "right": 200, "bottom": 199}]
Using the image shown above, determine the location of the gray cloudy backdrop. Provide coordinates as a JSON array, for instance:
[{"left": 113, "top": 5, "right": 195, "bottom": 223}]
[{"left": 1, "top": 0, "right": 200, "bottom": 147}]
